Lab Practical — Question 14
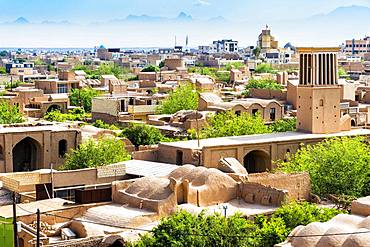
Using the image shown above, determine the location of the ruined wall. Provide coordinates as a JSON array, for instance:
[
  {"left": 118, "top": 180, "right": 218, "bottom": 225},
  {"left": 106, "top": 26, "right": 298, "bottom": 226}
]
[
  {"left": 240, "top": 182, "right": 287, "bottom": 206},
  {"left": 248, "top": 172, "right": 311, "bottom": 201}
]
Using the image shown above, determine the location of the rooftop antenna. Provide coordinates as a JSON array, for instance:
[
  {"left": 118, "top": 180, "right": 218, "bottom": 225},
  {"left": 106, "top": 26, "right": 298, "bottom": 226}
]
[{"left": 175, "top": 36, "right": 177, "bottom": 47}]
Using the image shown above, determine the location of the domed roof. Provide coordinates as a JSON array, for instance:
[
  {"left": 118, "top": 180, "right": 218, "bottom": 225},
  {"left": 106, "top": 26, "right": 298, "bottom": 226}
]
[
  {"left": 358, "top": 216, "right": 370, "bottom": 229},
  {"left": 292, "top": 222, "right": 328, "bottom": 247},
  {"left": 168, "top": 165, "right": 237, "bottom": 187},
  {"left": 125, "top": 177, "right": 172, "bottom": 200},
  {"left": 316, "top": 226, "right": 348, "bottom": 247},
  {"left": 342, "top": 228, "right": 370, "bottom": 247}
]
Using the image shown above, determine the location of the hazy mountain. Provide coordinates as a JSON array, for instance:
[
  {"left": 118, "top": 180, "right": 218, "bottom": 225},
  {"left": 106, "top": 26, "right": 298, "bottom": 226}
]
[
  {"left": 13, "top": 17, "right": 30, "bottom": 24},
  {"left": 309, "top": 5, "right": 370, "bottom": 22},
  {"left": 176, "top": 12, "right": 192, "bottom": 21},
  {"left": 112, "top": 12, "right": 193, "bottom": 23}
]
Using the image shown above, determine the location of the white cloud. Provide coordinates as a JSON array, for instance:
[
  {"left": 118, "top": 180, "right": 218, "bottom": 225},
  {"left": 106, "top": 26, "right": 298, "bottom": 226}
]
[{"left": 193, "top": 0, "right": 211, "bottom": 7}]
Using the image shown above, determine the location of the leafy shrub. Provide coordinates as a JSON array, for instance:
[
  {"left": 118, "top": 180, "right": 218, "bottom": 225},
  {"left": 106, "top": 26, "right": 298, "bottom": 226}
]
[
  {"left": 277, "top": 137, "right": 370, "bottom": 197},
  {"left": 141, "top": 65, "right": 160, "bottom": 72},
  {"left": 44, "top": 108, "right": 90, "bottom": 122},
  {"left": 245, "top": 78, "right": 283, "bottom": 92},
  {"left": 254, "top": 63, "right": 275, "bottom": 74},
  {"left": 92, "top": 119, "right": 120, "bottom": 130},
  {"left": 130, "top": 211, "right": 257, "bottom": 247},
  {"left": 130, "top": 202, "right": 343, "bottom": 247},
  {"left": 199, "top": 111, "right": 270, "bottom": 139},
  {"left": 269, "top": 118, "right": 296, "bottom": 132},
  {"left": 120, "top": 124, "right": 164, "bottom": 147},
  {"left": 62, "top": 137, "right": 131, "bottom": 170},
  {"left": 69, "top": 87, "right": 101, "bottom": 112},
  {"left": 157, "top": 83, "right": 198, "bottom": 114},
  {"left": 0, "top": 101, "right": 25, "bottom": 124}
]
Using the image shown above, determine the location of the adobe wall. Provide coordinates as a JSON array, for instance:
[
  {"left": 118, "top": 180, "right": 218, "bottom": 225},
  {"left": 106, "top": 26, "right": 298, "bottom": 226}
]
[
  {"left": 91, "top": 112, "right": 118, "bottom": 125},
  {"left": 249, "top": 88, "right": 287, "bottom": 101},
  {"left": 157, "top": 144, "right": 196, "bottom": 165},
  {"left": 240, "top": 182, "right": 287, "bottom": 206},
  {"left": 0, "top": 128, "right": 81, "bottom": 173},
  {"left": 248, "top": 172, "right": 311, "bottom": 201},
  {"left": 132, "top": 149, "right": 158, "bottom": 161}
]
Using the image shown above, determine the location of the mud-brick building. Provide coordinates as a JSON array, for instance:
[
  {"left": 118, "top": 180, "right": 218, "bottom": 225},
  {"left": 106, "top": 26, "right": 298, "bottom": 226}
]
[{"left": 0, "top": 124, "right": 81, "bottom": 173}]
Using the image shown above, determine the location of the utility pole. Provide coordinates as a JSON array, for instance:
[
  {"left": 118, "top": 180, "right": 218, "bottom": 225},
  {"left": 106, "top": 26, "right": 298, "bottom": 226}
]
[
  {"left": 50, "top": 163, "right": 54, "bottom": 198},
  {"left": 36, "top": 209, "right": 40, "bottom": 247},
  {"left": 12, "top": 192, "right": 18, "bottom": 247}
]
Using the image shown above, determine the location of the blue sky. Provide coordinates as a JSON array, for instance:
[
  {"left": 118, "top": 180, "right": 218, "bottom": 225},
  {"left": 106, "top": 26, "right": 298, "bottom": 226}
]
[
  {"left": 0, "top": 0, "right": 369, "bottom": 23},
  {"left": 0, "top": 0, "right": 369, "bottom": 47}
]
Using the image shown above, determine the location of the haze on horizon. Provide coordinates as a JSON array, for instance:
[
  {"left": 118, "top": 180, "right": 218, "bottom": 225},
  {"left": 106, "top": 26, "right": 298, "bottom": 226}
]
[{"left": 0, "top": 0, "right": 369, "bottom": 48}]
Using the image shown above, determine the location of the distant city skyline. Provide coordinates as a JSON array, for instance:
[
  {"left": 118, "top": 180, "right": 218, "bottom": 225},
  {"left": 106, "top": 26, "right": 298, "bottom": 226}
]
[{"left": 0, "top": 0, "right": 369, "bottom": 48}]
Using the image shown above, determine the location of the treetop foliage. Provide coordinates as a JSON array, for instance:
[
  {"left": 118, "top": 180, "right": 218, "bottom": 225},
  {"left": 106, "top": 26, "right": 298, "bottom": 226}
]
[
  {"left": 69, "top": 87, "right": 101, "bottom": 112},
  {"left": 245, "top": 78, "right": 283, "bottom": 92},
  {"left": 277, "top": 136, "right": 370, "bottom": 197},
  {"left": 62, "top": 136, "right": 131, "bottom": 170},
  {"left": 129, "top": 202, "right": 343, "bottom": 247},
  {"left": 0, "top": 101, "right": 25, "bottom": 124},
  {"left": 157, "top": 83, "right": 198, "bottom": 114},
  {"left": 120, "top": 123, "right": 164, "bottom": 147},
  {"left": 141, "top": 65, "right": 160, "bottom": 72},
  {"left": 254, "top": 63, "right": 276, "bottom": 74}
]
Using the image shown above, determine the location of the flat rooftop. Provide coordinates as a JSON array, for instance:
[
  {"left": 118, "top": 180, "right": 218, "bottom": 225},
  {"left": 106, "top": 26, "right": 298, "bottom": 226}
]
[
  {"left": 125, "top": 160, "right": 178, "bottom": 177},
  {"left": 160, "top": 129, "right": 370, "bottom": 149},
  {"left": 0, "top": 123, "right": 77, "bottom": 134},
  {"left": 0, "top": 198, "right": 73, "bottom": 218}
]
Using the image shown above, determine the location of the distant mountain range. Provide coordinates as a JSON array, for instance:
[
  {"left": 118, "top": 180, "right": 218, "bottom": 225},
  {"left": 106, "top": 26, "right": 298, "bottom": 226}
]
[
  {"left": 309, "top": 5, "right": 370, "bottom": 22},
  {"left": 2, "top": 5, "right": 370, "bottom": 32}
]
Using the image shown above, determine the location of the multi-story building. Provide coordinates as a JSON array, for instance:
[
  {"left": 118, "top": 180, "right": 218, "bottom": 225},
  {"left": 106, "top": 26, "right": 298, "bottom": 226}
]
[
  {"left": 258, "top": 25, "right": 278, "bottom": 52},
  {"left": 5, "top": 62, "right": 34, "bottom": 75},
  {"left": 344, "top": 36, "right": 370, "bottom": 56},
  {"left": 211, "top": 39, "right": 239, "bottom": 53}
]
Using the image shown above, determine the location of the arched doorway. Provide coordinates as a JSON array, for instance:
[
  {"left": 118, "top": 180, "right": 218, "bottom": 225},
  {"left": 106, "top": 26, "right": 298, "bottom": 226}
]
[
  {"left": 243, "top": 150, "right": 271, "bottom": 173},
  {"left": 47, "top": 104, "right": 61, "bottom": 113},
  {"left": 13, "top": 137, "right": 40, "bottom": 172}
]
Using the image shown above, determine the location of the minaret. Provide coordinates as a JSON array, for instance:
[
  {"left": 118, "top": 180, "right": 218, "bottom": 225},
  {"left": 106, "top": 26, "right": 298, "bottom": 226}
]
[{"left": 296, "top": 47, "right": 341, "bottom": 134}]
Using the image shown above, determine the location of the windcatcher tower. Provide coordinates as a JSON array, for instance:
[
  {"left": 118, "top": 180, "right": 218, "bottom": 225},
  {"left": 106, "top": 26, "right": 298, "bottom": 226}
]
[{"left": 296, "top": 47, "right": 341, "bottom": 134}]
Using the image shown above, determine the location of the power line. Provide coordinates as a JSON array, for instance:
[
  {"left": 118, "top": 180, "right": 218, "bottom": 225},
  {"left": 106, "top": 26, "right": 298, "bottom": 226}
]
[{"left": 14, "top": 203, "right": 370, "bottom": 239}]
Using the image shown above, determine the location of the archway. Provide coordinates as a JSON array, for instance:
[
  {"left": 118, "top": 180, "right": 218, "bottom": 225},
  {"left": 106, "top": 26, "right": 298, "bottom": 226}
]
[
  {"left": 243, "top": 150, "right": 271, "bottom": 173},
  {"left": 351, "top": 119, "right": 356, "bottom": 127},
  {"left": 13, "top": 137, "right": 40, "bottom": 172},
  {"left": 46, "top": 104, "right": 61, "bottom": 113}
]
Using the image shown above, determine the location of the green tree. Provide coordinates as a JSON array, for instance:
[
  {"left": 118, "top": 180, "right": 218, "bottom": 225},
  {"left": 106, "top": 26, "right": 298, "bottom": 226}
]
[
  {"left": 62, "top": 137, "right": 131, "bottom": 170},
  {"left": 0, "top": 67, "right": 6, "bottom": 74},
  {"left": 69, "top": 87, "right": 100, "bottom": 112},
  {"left": 199, "top": 111, "right": 271, "bottom": 139},
  {"left": 0, "top": 101, "right": 25, "bottom": 124},
  {"left": 244, "top": 78, "right": 283, "bottom": 95},
  {"left": 157, "top": 83, "right": 198, "bottom": 114},
  {"left": 254, "top": 63, "right": 275, "bottom": 74},
  {"left": 120, "top": 124, "right": 164, "bottom": 147},
  {"left": 141, "top": 65, "right": 160, "bottom": 72},
  {"left": 225, "top": 62, "right": 245, "bottom": 71},
  {"left": 92, "top": 120, "right": 120, "bottom": 130},
  {"left": 130, "top": 202, "right": 343, "bottom": 247},
  {"left": 0, "top": 51, "right": 8, "bottom": 57},
  {"left": 269, "top": 118, "right": 296, "bottom": 132},
  {"left": 159, "top": 61, "right": 165, "bottom": 68},
  {"left": 44, "top": 108, "right": 90, "bottom": 122},
  {"left": 130, "top": 211, "right": 257, "bottom": 247},
  {"left": 253, "top": 47, "right": 261, "bottom": 58},
  {"left": 277, "top": 137, "right": 370, "bottom": 197}
]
